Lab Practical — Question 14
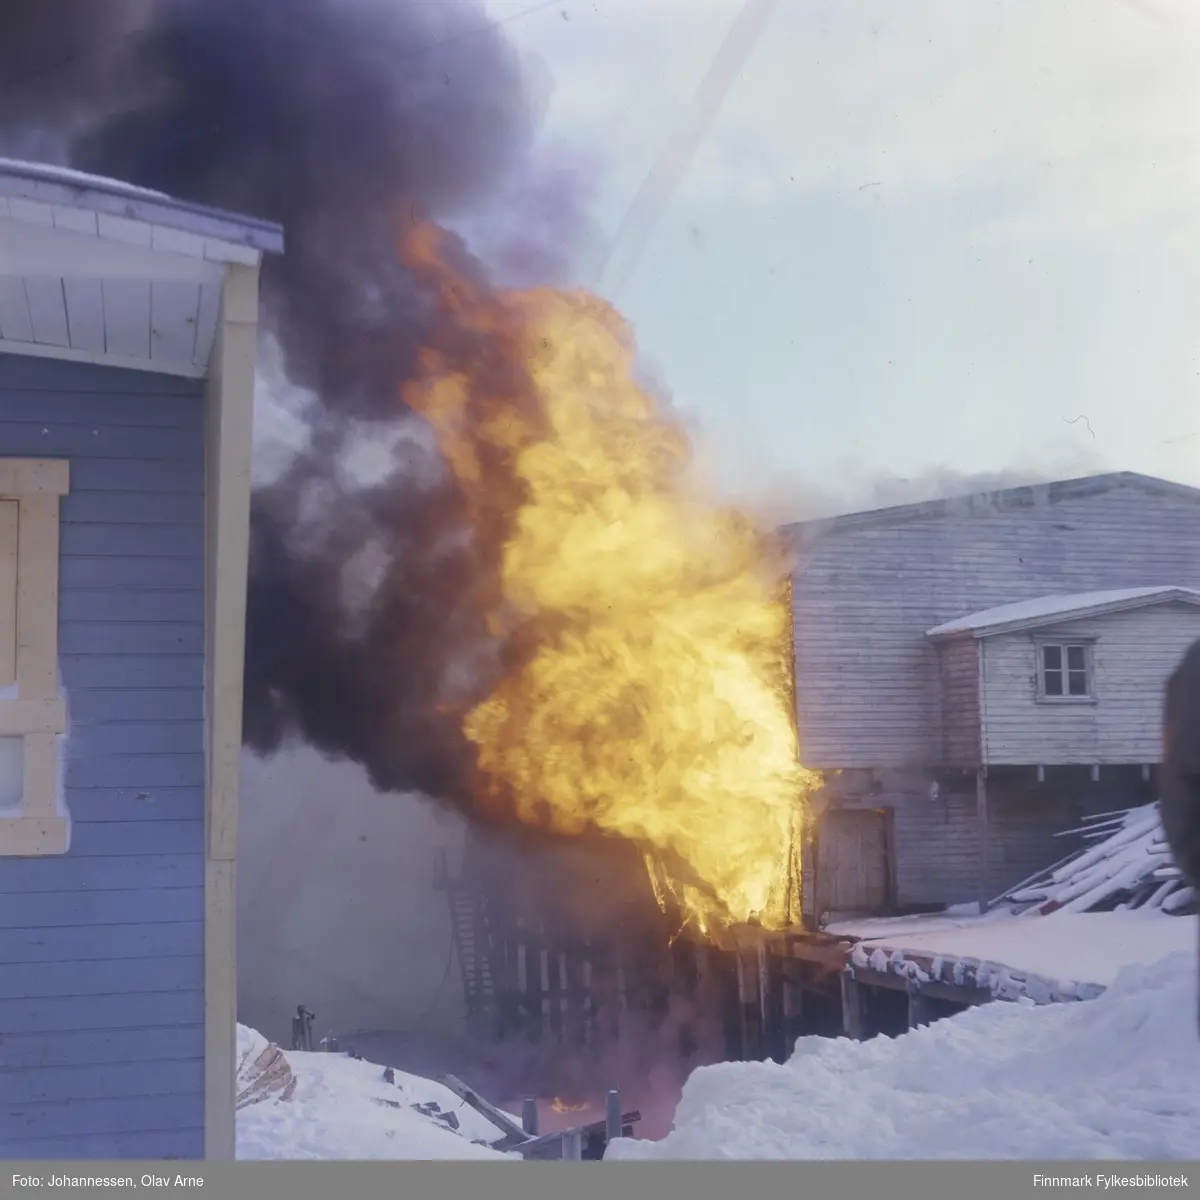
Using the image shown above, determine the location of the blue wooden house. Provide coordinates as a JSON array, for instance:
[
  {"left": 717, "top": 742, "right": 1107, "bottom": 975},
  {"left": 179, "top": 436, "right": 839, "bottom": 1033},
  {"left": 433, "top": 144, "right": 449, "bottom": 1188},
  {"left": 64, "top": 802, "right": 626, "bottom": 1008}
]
[{"left": 0, "top": 160, "right": 282, "bottom": 1159}]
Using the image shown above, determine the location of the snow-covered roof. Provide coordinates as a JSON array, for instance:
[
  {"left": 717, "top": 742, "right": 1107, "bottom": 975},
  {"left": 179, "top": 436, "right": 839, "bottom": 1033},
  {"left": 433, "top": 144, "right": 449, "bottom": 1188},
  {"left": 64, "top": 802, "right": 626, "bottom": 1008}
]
[
  {"left": 782, "top": 472, "right": 1200, "bottom": 543},
  {"left": 0, "top": 158, "right": 283, "bottom": 254},
  {"left": 926, "top": 586, "right": 1200, "bottom": 640}
]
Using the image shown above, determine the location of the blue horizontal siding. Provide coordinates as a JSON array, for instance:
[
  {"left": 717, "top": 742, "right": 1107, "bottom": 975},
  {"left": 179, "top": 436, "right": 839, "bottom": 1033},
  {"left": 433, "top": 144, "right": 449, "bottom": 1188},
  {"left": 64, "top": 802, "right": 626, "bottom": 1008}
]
[
  {"left": 0, "top": 852, "right": 202, "bottom": 893},
  {"left": 63, "top": 490, "right": 203, "bottom": 525},
  {"left": 62, "top": 556, "right": 204, "bottom": 589},
  {"left": 0, "top": 1059, "right": 205, "bottom": 1106},
  {"left": 0, "top": 921, "right": 205, "bottom": 964},
  {"left": 61, "top": 590, "right": 204, "bottom": 623},
  {"left": 0, "top": 355, "right": 206, "bottom": 396},
  {"left": 70, "top": 722, "right": 203, "bottom": 757},
  {"left": 0, "top": 887, "right": 203, "bottom": 929},
  {"left": 62, "top": 654, "right": 203, "bottom": 689},
  {"left": 70, "top": 690, "right": 204, "bottom": 722},
  {"left": 0, "top": 989, "right": 205, "bottom": 1034},
  {"left": 68, "top": 823, "right": 205, "bottom": 858},
  {"left": 0, "top": 1023, "right": 204, "bottom": 1068},
  {"left": 0, "top": 1128, "right": 204, "bottom": 1161},
  {"left": 61, "top": 523, "right": 204, "bottom": 559},
  {"left": 0, "top": 354, "right": 208, "bottom": 1158},
  {"left": 70, "top": 458, "right": 203, "bottom": 494},
  {"left": 1, "top": 391, "right": 205, "bottom": 428},
  {"left": 0, "top": 422, "right": 201, "bottom": 460},
  {"left": 65, "top": 787, "right": 204, "bottom": 821},
  {"left": 2, "top": 1093, "right": 204, "bottom": 1142},
  {"left": 67, "top": 754, "right": 205, "bottom": 789},
  {"left": 61, "top": 623, "right": 204, "bottom": 656},
  {"left": 0, "top": 955, "right": 204, "bottom": 1002}
]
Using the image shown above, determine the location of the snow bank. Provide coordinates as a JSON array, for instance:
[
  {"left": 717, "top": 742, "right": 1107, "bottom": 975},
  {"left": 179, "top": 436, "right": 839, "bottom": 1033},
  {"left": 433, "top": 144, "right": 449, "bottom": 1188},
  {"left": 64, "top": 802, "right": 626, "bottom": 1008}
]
[
  {"left": 608, "top": 951, "right": 1200, "bottom": 1160},
  {"left": 236, "top": 1026, "right": 510, "bottom": 1160}
]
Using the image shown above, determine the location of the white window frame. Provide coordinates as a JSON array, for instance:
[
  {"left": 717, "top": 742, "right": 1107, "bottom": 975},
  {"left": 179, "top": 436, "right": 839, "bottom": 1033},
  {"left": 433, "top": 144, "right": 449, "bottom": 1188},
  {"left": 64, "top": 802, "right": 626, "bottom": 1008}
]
[
  {"left": 0, "top": 458, "right": 69, "bottom": 855},
  {"left": 1034, "top": 636, "right": 1096, "bottom": 704}
]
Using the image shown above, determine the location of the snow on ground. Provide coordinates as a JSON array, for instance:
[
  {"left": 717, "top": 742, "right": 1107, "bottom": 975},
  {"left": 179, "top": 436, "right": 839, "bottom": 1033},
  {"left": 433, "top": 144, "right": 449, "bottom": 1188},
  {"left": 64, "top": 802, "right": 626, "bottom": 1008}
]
[
  {"left": 607, "top": 950, "right": 1200, "bottom": 1160},
  {"left": 236, "top": 1026, "right": 510, "bottom": 1160},
  {"left": 830, "top": 908, "right": 1196, "bottom": 988}
]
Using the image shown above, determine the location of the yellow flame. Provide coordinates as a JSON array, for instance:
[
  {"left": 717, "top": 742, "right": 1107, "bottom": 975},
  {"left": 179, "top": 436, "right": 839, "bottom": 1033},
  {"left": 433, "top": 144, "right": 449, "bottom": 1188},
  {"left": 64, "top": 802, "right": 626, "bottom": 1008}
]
[{"left": 402, "top": 222, "right": 817, "bottom": 932}]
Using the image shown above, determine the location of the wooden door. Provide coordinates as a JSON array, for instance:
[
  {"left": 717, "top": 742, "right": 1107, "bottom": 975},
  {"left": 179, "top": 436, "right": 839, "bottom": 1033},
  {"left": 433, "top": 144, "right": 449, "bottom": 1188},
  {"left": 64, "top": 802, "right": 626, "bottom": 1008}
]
[{"left": 815, "top": 808, "right": 891, "bottom": 916}]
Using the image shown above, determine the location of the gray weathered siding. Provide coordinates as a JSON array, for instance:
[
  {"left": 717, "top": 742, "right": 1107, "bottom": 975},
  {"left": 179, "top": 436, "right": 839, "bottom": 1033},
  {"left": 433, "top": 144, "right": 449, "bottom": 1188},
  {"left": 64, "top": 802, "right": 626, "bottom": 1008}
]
[
  {"left": 0, "top": 353, "right": 206, "bottom": 1160},
  {"left": 791, "top": 478, "right": 1200, "bottom": 768},
  {"left": 936, "top": 638, "right": 981, "bottom": 767},
  {"left": 978, "top": 602, "right": 1200, "bottom": 765}
]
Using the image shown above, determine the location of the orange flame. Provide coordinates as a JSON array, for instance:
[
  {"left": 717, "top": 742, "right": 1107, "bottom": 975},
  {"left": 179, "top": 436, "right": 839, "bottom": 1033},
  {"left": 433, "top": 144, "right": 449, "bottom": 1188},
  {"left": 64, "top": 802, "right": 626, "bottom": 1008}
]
[
  {"left": 401, "top": 221, "right": 817, "bottom": 932},
  {"left": 551, "top": 1097, "right": 591, "bottom": 1115}
]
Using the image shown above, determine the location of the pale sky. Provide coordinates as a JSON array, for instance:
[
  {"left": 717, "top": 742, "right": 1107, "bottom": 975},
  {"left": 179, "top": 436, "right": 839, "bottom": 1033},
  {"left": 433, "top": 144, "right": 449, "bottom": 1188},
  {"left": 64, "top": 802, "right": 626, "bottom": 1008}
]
[{"left": 475, "top": 0, "right": 1200, "bottom": 508}]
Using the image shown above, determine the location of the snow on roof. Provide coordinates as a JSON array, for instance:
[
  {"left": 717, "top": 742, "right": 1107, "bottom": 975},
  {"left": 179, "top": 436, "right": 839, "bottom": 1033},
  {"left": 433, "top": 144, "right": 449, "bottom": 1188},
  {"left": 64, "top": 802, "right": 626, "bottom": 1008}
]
[
  {"left": 0, "top": 157, "right": 284, "bottom": 254},
  {"left": 926, "top": 585, "right": 1200, "bottom": 640}
]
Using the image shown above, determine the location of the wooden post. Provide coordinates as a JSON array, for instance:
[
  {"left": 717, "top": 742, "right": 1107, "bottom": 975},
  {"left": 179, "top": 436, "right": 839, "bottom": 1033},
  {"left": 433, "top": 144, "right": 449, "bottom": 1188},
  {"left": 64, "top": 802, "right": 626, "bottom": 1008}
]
[
  {"left": 781, "top": 960, "right": 804, "bottom": 1047},
  {"left": 522, "top": 1097, "right": 539, "bottom": 1136},
  {"left": 605, "top": 1090, "right": 622, "bottom": 1143},
  {"left": 907, "top": 981, "right": 933, "bottom": 1030},
  {"left": 976, "top": 768, "right": 990, "bottom": 915},
  {"left": 840, "top": 968, "right": 866, "bottom": 1040},
  {"left": 562, "top": 1128, "right": 583, "bottom": 1161}
]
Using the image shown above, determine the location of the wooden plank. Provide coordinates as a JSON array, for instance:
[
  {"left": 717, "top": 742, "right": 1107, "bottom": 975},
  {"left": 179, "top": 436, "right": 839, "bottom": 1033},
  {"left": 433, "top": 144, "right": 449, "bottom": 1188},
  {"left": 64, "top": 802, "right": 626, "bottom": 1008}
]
[
  {"left": 0, "top": 885, "right": 202, "bottom": 930},
  {"left": 0, "top": 921, "right": 204, "bottom": 965},
  {"left": 0, "top": 699, "right": 67, "bottom": 735},
  {"left": 66, "top": 753, "right": 205, "bottom": 790},
  {"left": 60, "top": 589, "right": 204, "bottom": 623},
  {"left": 1, "top": 1092, "right": 202, "bottom": 1142},
  {"left": 63, "top": 277, "right": 106, "bottom": 353},
  {"left": 192, "top": 283, "right": 220, "bottom": 369},
  {"left": 0, "top": 499, "right": 16, "bottom": 688},
  {"left": 62, "top": 786, "right": 202, "bottom": 821},
  {"left": 0, "top": 851, "right": 203, "bottom": 894},
  {"left": 0, "top": 954, "right": 203, "bottom": 1001},
  {"left": 68, "top": 457, "right": 204, "bottom": 493},
  {"left": 0, "top": 1023, "right": 204, "bottom": 1069},
  {"left": 60, "top": 654, "right": 203, "bottom": 689},
  {"left": 62, "top": 521, "right": 204, "bottom": 559},
  {"left": 60, "top": 621, "right": 205, "bottom": 657},
  {"left": 0, "top": 277, "right": 34, "bottom": 341},
  {"left": 0, "top": 988, "right": 204, "bottom": 1034},
  {"left": 15, "top": 493, "right": 60, "bottom": 700},
  {"left": 150, "top": 281, "right": 202, "bottom": 366},
  {"left": 976, "top": 769, "right": 990, "bottom": 914},
  {"left": 0, "top": 1126, "right": 202, "bottom": 1160},
  {"left": 101, "top": 279, "right": 152, "bottom": 360},
  {"left": 0, "top": 1058, "right": 203, "bottom": 1106},
  {"left": 64, "top": 491, "right": 204, "bottom": 524},
  {"left": 437, "top": 1073, "right": 528, "bottom": 1143},
  {"left": 67, "top": 719, "right": 203, "bottom": 756},
  {"left": 23, "top": 277, "right": 70, "bottom": 346}
]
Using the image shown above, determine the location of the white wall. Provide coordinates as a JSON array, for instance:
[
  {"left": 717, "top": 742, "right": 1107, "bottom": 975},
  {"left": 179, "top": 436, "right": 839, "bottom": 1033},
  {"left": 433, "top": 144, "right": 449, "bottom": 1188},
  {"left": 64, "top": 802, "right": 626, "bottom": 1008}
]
[{"left": 236, "top": 744, "right": 467, "bottom": 1047}]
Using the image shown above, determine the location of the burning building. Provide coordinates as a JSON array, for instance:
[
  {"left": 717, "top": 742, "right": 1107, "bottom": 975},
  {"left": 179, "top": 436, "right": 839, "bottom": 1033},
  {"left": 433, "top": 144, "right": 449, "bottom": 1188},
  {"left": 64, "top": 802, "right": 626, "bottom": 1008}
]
[{"left": 0, "top": 0, "right": 819, "bottom": 1113}]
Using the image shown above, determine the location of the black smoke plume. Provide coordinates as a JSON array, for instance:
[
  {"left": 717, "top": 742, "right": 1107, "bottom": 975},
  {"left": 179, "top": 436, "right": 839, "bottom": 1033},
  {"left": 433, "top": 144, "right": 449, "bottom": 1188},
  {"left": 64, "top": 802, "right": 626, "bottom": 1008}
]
[{"left": 0, "top": 0, "right": 589, "bottom": 808}]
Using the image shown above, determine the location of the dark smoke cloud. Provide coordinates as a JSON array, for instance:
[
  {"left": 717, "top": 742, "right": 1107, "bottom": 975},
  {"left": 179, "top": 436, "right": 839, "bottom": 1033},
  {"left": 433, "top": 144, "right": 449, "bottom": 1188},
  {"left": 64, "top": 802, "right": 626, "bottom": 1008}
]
[{"left": 0, "top": 0, "right": 591, "bottom": 808}]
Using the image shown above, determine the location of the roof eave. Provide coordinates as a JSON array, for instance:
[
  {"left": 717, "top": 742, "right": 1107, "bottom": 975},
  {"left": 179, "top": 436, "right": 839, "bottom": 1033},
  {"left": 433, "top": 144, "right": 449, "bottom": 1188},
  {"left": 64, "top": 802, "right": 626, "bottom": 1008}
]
[
  {"left": 0, "top": 160, "right": 284, "bottom": 256},
  {"left": 926, "top": 589, "right": 1200, "bottom": 642}
]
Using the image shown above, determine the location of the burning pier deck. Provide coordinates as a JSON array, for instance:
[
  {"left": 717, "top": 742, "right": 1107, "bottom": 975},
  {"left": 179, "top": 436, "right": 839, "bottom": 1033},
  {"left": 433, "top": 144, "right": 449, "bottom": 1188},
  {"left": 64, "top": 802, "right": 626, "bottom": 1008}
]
[{"left": 435, "top": 836, "right": 1114, "bottom": 1075}]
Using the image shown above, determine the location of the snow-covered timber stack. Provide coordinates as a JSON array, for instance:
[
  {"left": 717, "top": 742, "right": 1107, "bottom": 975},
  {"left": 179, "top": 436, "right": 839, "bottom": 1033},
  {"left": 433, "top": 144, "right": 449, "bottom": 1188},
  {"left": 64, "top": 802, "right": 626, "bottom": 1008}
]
[
  {"left": 236, "top": 1026, "right": 297, "bottom": 1110},
  {"left": 1002, "top": 802, "right": 1197, "bottom": 916}
]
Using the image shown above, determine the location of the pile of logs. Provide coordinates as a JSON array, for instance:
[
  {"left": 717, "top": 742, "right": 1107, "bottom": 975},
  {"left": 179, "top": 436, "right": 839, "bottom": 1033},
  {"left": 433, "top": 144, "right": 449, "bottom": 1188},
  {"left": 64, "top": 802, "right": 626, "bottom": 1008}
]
[{"left": 1001, "top": 803, "right": 1197, "bottom": 916}]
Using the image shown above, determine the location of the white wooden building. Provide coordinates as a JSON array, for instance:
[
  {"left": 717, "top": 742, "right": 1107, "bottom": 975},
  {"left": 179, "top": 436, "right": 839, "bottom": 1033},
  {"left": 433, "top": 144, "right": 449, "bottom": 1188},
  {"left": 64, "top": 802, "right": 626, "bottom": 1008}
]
[{"left": 784, "top": 472, "right": 1200, "bottom": 923}]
